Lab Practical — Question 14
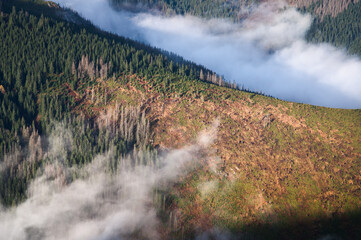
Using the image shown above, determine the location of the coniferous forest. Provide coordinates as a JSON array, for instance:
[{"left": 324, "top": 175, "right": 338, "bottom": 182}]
[
  {"left": 1, "top": 1, "right": 361, "bottom": 240},
  {"left": 0, "top": 2, "right": 179, "bottom": 205},
  {"left": 306, "top": 1, "right": 361, "bottom": 56},
  {"left": 0, "top": 0, "right": 234, "bottom": 208},
  {"left": 112, "top": 0, "right": 259, "bottom": 20}
]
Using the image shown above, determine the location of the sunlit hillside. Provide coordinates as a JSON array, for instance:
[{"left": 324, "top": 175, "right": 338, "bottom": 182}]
[{"left": 0, "top": 1, "right": 360, "bottom": 239}]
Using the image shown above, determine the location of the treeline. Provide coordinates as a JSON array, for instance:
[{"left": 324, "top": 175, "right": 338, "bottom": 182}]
[
  {"left": 0, "top": 4, "right": 177, "bottom": 206},
  {"left": 0, "top": 105, "right": 152, "bottom": 206},
  {"left": 0, "top": 4, "right": 209, "bottom": 154},
  {"left": 289, "top": 0, "right": 357, "bottom": 18},
  {"left": 0, "top": 0, "right": 240, "bottom": 206},
  {"left": 0, "top": 0, "right": 240, "bottom": 148},
  {"left": 0, "top": 0, "right": 275, "bottom": 207},
  {"left": 306, "top": 1, "right": 361, "bottom": 56},
  {"left": 111, "top": 0, "right": 258, "bottom": 20}
]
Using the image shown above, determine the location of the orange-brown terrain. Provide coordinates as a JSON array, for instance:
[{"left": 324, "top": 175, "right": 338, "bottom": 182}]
[{"left": 62, "top": 72, "right": 361, "bottom": 238}]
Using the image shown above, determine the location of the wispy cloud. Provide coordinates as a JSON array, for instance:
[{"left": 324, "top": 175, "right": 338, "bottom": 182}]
[{"left": 0, "top": 121, "right": 219, "bottom": 240}]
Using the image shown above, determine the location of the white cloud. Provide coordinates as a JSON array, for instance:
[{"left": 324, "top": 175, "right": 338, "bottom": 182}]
[
  {"left": 0, "top": 120, "right": 219, "bottom": 240},
  {"left": 54, "top": 0, "right": 361, "bottom": 108}
]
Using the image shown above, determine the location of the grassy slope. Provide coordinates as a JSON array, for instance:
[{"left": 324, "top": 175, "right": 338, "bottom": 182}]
[
  {"left": 147, "top": 81, "right": 361, "bottom": 239},
  {"left": 60, "top": 70, "right": 361, "bottom": 239}
]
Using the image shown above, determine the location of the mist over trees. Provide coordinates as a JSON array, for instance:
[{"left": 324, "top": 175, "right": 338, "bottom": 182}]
[
  {"left": 1, "top": 1, "right": 361, "bottom": 239},
  {"left": 0, "top": 1, "right": 245, "bottom": 207},
  {"left": 111, "top": 0, "right": 361, "bottom": 57},
  {"left": 111, "top": 0, "right": 258, "bottom": 20},
  {"left": 0, "top": 5, "right": 160, "bottom": 206},
  {"left": 0, "top": 6, "right": 219, "bottom": 234}
]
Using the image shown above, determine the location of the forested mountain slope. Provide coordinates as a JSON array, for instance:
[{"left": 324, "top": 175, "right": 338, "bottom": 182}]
[
  {"left": 288, "top": 0, "right": 359, "bottom": 18},
  {"left": 0, "top": 1, "right": 360, "bottom": 239},
  {"left": 0, "top": 0, "right": 221, "bottom": 206},
  {"left": 306, "top": 1, "right": 361, "bottom": 55},
  {"left": 113, "top": 0, "right": 359, "bottom": 19},
  {"left": 111, "top": 0, "right": 259, "bottom": 20}
]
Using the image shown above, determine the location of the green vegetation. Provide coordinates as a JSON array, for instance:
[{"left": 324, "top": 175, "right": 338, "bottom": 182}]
[
  {"left": 306, "top": 1, "right": 361, "bottom": 56},
  {"left": 0, "top": 0, "right": 240, "bottom": 209},
  {"left": 112, "top": 0, "right": 258, "bottom": 20},
  {"left": 0, "top": 1, "right": 207, "bottom": 205},
  {"left": 0, "top": 1, "right": 361, "bottom": 239}
]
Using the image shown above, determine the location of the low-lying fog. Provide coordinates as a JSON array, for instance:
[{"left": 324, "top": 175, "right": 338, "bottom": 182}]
[
  {"left": 55, "top": 0, "right": 361, "bottom": 109},
  {"left": 0, "top": 121, "right": 220, "bottom": 239}
]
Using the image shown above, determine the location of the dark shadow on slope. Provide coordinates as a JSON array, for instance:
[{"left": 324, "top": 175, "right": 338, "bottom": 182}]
[
  {"left": 233, "top": 210, "right": 361, "bottom": 240},
  {"left": 174, "top": 209, "right": 361, "bottom": 240}
]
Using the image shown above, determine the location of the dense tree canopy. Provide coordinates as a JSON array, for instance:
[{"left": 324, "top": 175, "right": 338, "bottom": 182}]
[
  {"left": 0, "top": 3, "right": 213, "bottom": 206},
  {"left": 307, "top": 1, "right": 361, "bottom": 56}
]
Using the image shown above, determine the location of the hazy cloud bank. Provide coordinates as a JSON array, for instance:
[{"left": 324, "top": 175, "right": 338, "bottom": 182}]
[
  {"left": 0, "top": 121, "right": 219, "bottom": 240},
  {"left": 54, "top": 0, "right": 361, "bottom": 108}
]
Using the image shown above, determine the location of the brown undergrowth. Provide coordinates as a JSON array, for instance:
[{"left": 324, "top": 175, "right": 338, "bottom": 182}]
[{"left": 61, "top": 73, "right": 361, "bottom": 238}]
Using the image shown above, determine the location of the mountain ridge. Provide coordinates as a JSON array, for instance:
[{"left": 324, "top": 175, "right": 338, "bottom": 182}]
[{"left": 0, "top": 1, "right": 360, "bottom": 239}]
